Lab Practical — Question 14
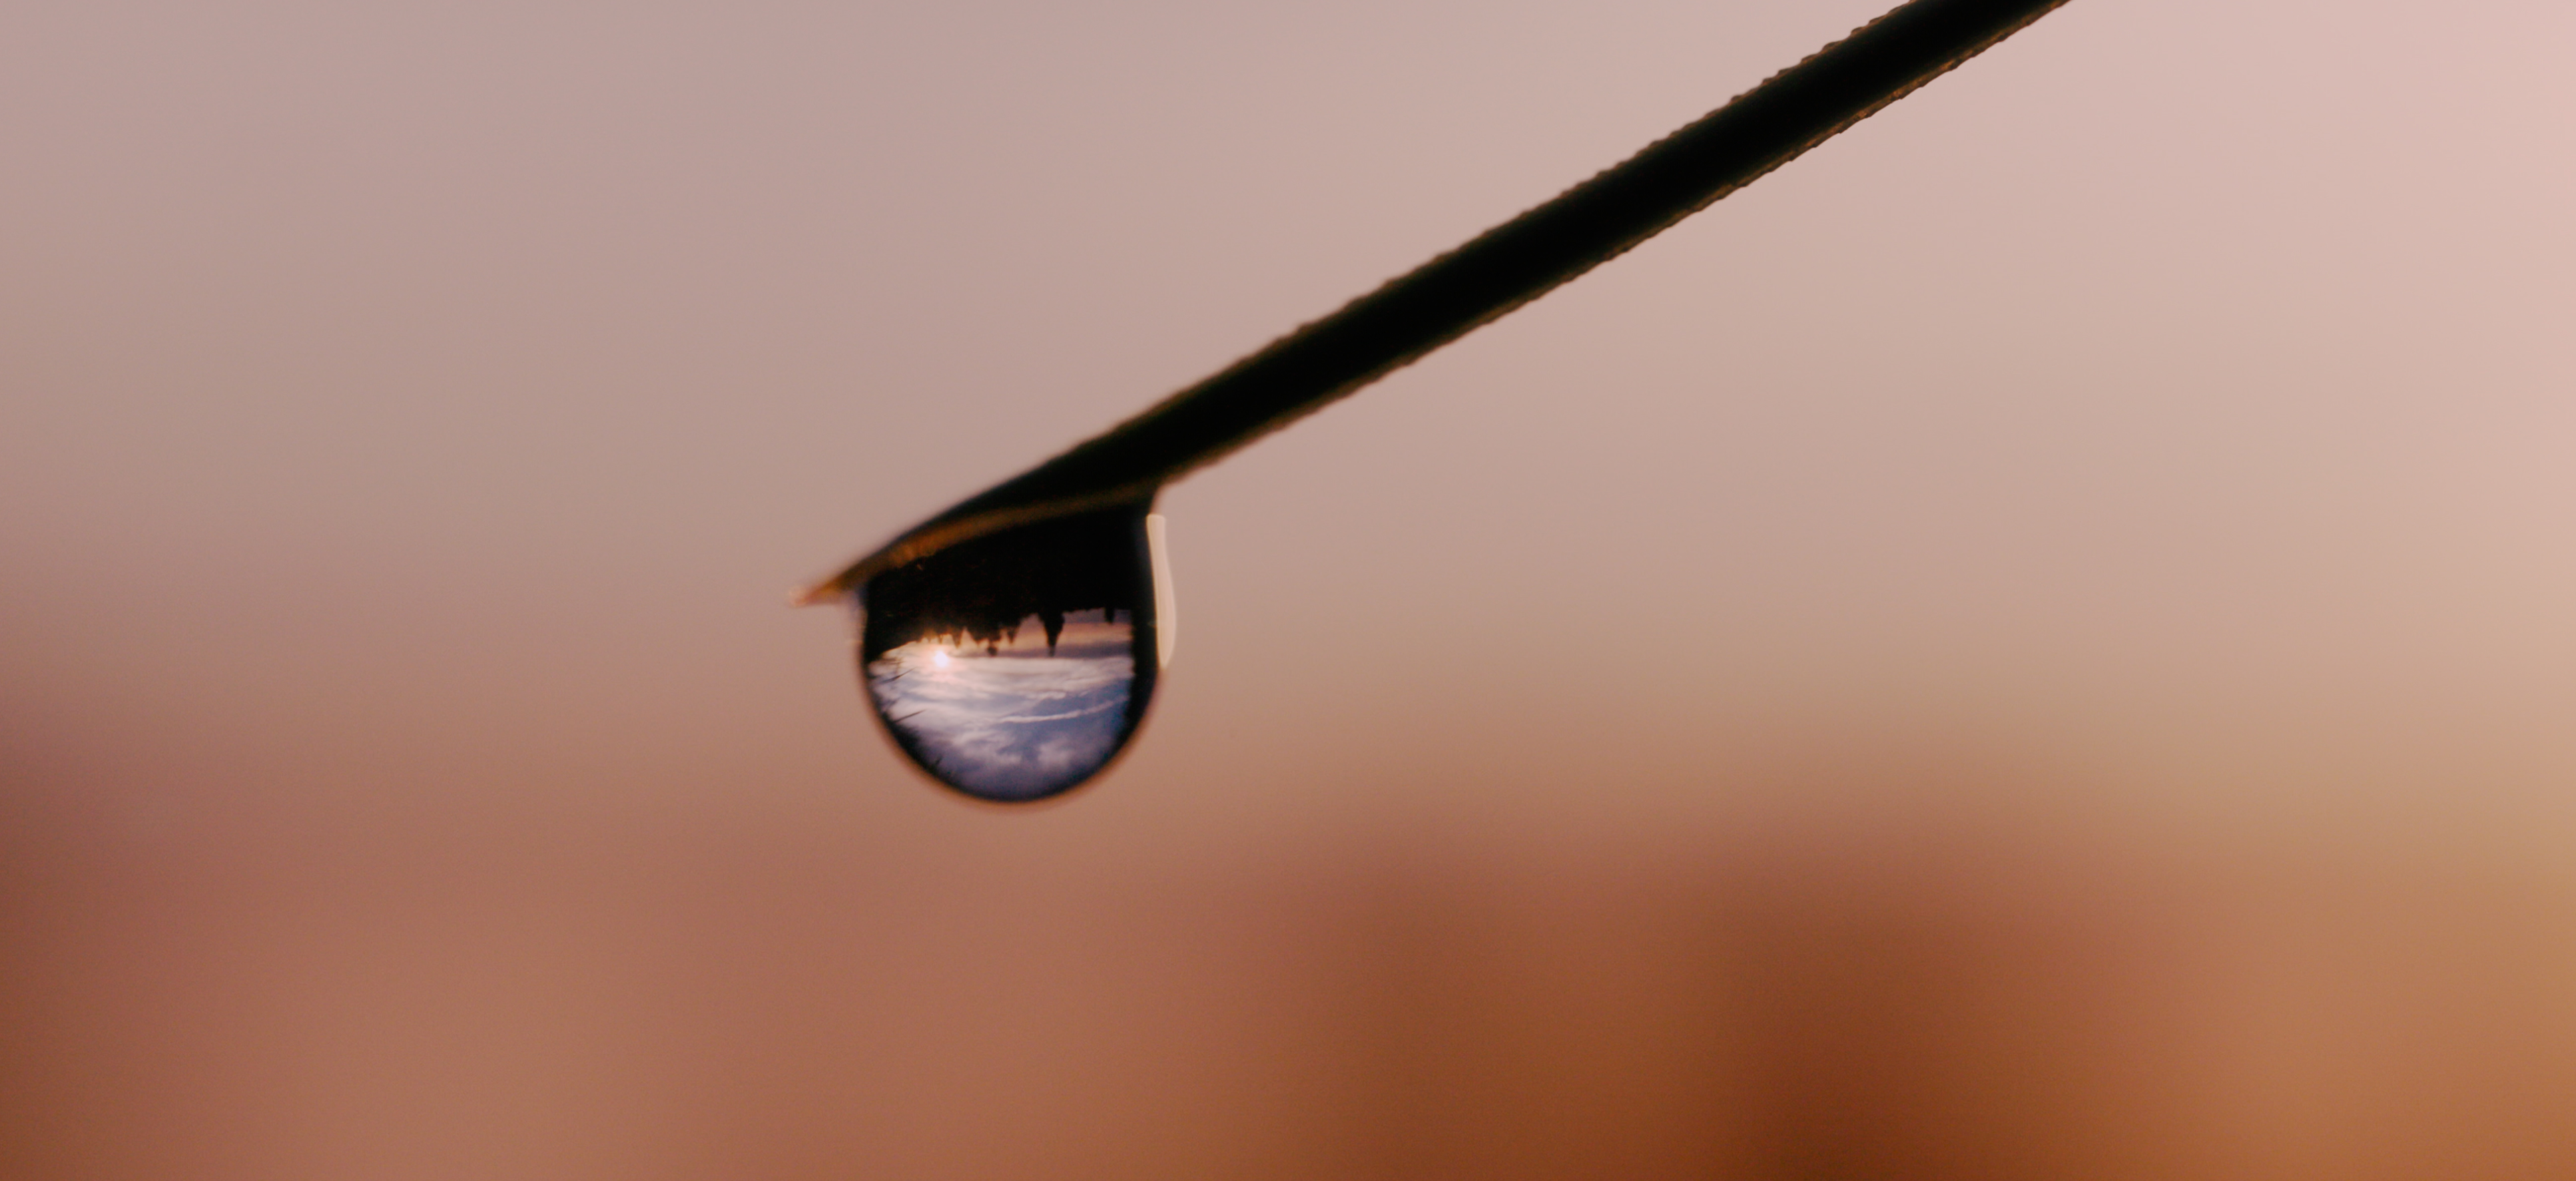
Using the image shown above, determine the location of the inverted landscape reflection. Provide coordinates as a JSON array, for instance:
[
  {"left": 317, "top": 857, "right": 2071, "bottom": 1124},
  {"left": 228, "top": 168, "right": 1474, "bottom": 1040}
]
[{"left": 855, "top": 505, "right": 1161, "bottom": 802}]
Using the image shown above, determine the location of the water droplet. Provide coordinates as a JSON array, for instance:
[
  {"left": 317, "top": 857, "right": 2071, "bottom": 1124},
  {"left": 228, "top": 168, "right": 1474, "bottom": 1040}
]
[{"left": 854, "top": 503, "right": 1168, "bottom": 803}]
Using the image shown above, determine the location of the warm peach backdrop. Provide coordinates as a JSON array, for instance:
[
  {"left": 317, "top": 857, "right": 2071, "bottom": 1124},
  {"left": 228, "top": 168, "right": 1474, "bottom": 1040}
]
[{"left": 7, "top": 1, "right": 2576, "bottom": 1176}]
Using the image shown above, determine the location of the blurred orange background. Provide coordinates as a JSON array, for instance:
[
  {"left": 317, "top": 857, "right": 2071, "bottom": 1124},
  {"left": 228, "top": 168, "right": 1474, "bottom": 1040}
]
[{"left": 7, "top": 1, "right": 2576, "bottom": 1176}]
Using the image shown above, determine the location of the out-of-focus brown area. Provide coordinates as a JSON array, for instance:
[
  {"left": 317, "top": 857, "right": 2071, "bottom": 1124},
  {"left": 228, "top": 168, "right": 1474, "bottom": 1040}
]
[
  {"left": 13, "top": 744, "right": 2576, "bottom": 1179},
  {"left": 7, "top": 1, "right": 2576, "bottom": 1177}
]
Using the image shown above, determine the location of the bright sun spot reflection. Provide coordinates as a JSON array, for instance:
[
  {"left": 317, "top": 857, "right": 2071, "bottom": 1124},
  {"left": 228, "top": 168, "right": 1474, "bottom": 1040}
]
[{"left": 931, "top": 649, "right": 952, "bottom": 669}]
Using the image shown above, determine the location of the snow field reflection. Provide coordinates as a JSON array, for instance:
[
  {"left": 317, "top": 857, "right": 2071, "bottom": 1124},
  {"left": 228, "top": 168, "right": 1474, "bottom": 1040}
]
[{"left": 864, "top": 612, "right": 1137, "bottom": 802}]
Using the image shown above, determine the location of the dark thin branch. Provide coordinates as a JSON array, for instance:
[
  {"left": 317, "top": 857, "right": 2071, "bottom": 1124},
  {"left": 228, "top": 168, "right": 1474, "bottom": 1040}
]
[{"left": 804, "top": 0, "right": 2073, "bottom": 602}]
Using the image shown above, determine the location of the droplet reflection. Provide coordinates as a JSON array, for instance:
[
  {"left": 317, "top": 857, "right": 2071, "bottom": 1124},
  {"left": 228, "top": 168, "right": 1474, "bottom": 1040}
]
[{"left": 856, "top": 505, "right": 1162, "bottom": 802}]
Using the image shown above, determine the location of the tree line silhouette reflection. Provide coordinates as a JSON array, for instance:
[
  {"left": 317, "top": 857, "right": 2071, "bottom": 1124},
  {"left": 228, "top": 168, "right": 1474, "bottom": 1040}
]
[{"left": 859, "top": 507, "right": 1153, "bottom": 662}]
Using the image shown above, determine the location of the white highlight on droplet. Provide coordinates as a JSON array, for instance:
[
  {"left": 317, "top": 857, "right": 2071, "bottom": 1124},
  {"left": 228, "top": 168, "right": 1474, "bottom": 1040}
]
[{"left": 1145, "top": 513, "right": 1177, "bottom": 670}]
